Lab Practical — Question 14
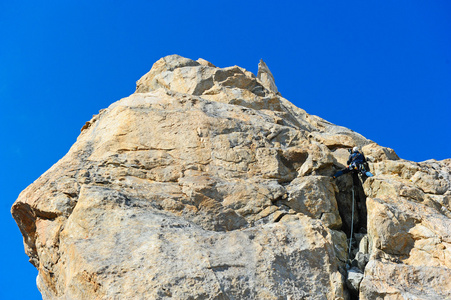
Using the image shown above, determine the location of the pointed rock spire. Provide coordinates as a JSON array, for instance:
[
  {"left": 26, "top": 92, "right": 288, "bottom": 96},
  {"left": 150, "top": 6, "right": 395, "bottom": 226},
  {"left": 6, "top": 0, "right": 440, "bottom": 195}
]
[{"left": 257, "top": 59, "right": 279, "bottom": 94}]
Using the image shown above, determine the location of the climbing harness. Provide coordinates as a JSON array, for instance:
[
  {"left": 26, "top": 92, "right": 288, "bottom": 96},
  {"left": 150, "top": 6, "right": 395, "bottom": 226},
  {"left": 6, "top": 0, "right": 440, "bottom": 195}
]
[{"left": 349, "top": 181, "right": 355, "bottom": 256}]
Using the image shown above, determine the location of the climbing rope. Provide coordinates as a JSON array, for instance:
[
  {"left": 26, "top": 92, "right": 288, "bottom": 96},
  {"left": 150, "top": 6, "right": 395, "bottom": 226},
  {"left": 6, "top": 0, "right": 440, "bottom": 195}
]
[{"left": 349, "top": 180, "right": 355, "bottom": 256}]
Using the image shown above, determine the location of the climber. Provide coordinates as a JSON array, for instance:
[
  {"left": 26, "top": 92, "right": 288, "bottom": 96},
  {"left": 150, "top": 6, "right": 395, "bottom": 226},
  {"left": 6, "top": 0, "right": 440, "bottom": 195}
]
[{"left": 332, "top": 147, "right": 373, "bottom": 179}]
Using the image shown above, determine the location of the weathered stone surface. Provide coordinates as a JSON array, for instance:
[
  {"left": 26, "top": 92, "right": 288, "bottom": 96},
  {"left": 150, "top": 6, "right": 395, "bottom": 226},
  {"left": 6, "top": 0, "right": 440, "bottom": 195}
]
[
  {"left": 51, "top": 185, "right": 343, "bottom": 299},
  {"left": 257, "top": 59, "right": 279, "bottom": 94},
  {"left": 346, "top": 267, "right": 364, "bottom": 294},
  {"left": 362, "top": 143, "right": 399, "bottom": 163},
  {"left": 360, "top": 157, "right": 451, "bottom": 299},
  {"left": 282, "top": 176, "right": 341, "bottom": 229},
  {"left": 360, "top": 260, "right": 451, "bottom": 300},
  {"left": 12, "top": 55, "right": 451, "bottom": 299}
]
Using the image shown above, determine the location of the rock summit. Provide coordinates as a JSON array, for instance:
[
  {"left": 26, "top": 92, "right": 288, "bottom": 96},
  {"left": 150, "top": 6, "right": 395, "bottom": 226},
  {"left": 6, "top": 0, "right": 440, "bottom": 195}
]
[{"left": 12, "top": 55, "right": 451, "bottom": 299}]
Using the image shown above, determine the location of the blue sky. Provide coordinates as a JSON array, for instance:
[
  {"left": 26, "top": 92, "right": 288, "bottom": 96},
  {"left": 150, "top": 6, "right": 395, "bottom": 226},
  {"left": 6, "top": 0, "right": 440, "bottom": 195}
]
[{"left": 1, "top": 1, "right": 450, "bottom": 298}]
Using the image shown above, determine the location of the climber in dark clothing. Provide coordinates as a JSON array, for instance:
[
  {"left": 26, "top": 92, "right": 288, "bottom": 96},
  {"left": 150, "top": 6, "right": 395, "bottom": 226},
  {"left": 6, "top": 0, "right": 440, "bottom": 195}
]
[{"left": 332, "top": 147, "right": 371, "bottom": 179}]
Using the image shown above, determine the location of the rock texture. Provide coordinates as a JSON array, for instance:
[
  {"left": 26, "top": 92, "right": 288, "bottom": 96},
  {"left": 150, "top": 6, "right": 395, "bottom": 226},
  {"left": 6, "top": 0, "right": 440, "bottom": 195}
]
[{"left": 12, "top": 55, "right": 451, "bottom": 299}]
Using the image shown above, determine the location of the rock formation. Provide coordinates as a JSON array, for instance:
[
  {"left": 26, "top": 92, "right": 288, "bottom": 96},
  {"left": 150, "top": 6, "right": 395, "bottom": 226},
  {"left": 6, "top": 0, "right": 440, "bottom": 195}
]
[
  {"left": 257, "top": 59, "right": 279, "bottom": 94},
  {"left": 12, "top": 55, "right": 451, "bottom": 299}
]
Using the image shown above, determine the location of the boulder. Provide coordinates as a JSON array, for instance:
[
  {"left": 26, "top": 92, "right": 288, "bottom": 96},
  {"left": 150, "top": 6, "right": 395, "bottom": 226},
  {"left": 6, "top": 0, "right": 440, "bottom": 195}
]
[
  {"left": 346, "top": 267, "right": 364, "bottom": 294},
  {"left": 360, "top": 158, "right": 451, "bottom": 299}
]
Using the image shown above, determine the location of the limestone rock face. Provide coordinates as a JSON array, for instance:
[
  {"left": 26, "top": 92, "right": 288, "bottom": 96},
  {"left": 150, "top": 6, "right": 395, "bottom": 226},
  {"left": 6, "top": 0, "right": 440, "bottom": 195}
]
[
  {"left": 360, "top": 159, "right": 451, "bottom": 299},
  {"left": 12, "top": 55, "right": 451, "bottom": 299}
]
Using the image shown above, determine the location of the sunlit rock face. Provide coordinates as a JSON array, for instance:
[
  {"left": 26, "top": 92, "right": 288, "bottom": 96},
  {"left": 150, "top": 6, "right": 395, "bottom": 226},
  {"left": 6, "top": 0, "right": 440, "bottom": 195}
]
[{"left": 12, "top": 55, "right": 450, "bottom": 299}]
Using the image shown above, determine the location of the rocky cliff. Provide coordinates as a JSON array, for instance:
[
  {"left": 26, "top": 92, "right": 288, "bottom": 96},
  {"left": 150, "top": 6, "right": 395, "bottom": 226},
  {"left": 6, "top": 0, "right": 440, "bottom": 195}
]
[{"left": 12, "top": 55, "right": 451, "bottom": 299}]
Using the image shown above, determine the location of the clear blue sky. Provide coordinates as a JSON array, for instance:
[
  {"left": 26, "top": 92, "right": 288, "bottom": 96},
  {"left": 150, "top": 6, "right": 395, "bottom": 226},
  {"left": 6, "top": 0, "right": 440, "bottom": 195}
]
[{"left": 1, "top": 1, "right": 450, "bottom": 298}]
